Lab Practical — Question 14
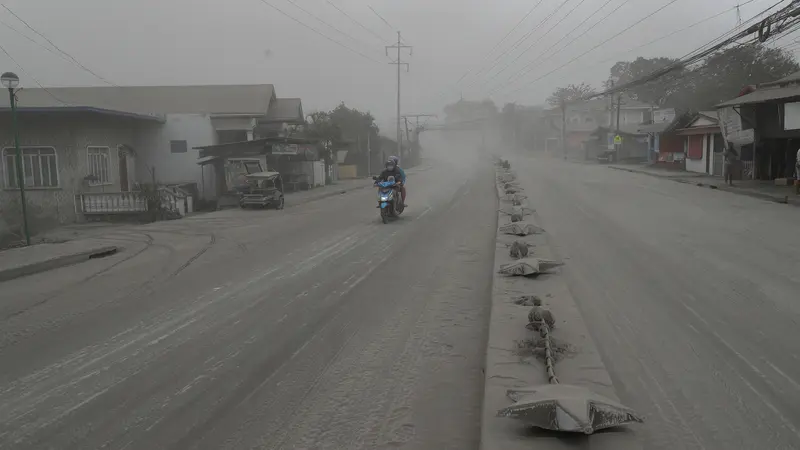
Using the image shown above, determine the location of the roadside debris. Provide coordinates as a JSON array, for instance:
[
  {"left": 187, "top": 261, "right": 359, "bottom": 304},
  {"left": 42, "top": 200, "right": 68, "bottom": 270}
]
[
  {"left": 511, "top": 294, "right": 542, "bottom": 306},
  {"left": 498, "top": 296, "right": 644, "bottom": 434},
  {"left": 491, "top": 163, "right": 644, "bottom": 438},
  {"left": 498, "top": 384, "right": 644, "bottom": 434},
  {"left": 500, "top": 223, "right": 545, "bottom": 236},
  {"left": 526, "top": 303, "right": 555, "bottom": 332},
  {"left": 509, "top": 240, "right": 531, "bottom": 259},
  {"left": 498, "top": 258, "right": 564, "bottom": 277}
]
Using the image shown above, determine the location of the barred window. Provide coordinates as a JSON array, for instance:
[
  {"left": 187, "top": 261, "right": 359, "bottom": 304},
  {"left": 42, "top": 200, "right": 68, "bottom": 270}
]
[
  {"left": 87, "top": 146, "right": 111, "bottom": 185},
  {"left": 3, "top": 146, "right": 59, "bottom": 188}
]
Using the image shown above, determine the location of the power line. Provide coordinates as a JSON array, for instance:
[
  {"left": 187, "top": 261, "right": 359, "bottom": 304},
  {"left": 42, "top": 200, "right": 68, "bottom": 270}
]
[
  {"left": 498, "top": 0, "right": 682, "bottom": 97},
  {"left": 496, "top": 0, "right": 759, "bottom": 96},
  {"left": 592, "top": 0, "right": 800, "bottom": 99},
  {"left": 0, "top": 18, "right": 74, "bottom": 65},
  {"left": 256, "top": 0, "right": 384, "bottom": 64},
  {"left": 282, "top": 0, "right": 384, "bottom": 55},
  {"left": 2, "top": 5, "right": 116, "bottom": 87},
  {"left": 0, "top": 42, "right": 69, "bottom": 105},
  {"left": 453, "top": 0, "right": 547, "bottom": 87},
  {"left": 489, "top": 0, "right": 632, "bottom": 95},
  {"left": 463, "top": 0, "right": 577, "bottom": 90},
  {"left": 325, "top": 0, "right": 388, "bottom": 43},
  {"left": 368, "top": 5, "right": 396, "bottom": 32},
  {"left": 485, "top": 0, "right": 594, "bottom": 83}
]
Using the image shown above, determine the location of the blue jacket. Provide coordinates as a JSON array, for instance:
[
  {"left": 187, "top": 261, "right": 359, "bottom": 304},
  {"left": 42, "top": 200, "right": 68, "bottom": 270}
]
[{"left": 397, "top": 167, "right": 407, "bottom": 183}]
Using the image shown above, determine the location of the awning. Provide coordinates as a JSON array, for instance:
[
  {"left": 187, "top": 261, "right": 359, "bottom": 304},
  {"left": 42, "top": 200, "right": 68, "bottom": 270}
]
[{"left": 716, "top": 85, "right": 800, "bottom": 107}]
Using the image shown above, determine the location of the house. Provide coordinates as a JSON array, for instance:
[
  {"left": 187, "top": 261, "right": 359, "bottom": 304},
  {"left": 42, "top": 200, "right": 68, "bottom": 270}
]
[
  {"left": 543, "top": 95, "right": 655, "bottom": 154},
  {"left": 0, "top": 84, "right": 305, "bottom": 241},
  {"left": 0, "top": 107, "right": 164, "bottom": 242},
  {"left": 677, "top": 111, "right": 724, "bottom": 176},
  {"left": 586, "top": 124, "right": 649, "bottom": 162},
  {"left": 637, "top": 108, "right": 684, "bottom": 167},
  {"left": 715, "top": 71, "right": 800, "bottom": 180}
]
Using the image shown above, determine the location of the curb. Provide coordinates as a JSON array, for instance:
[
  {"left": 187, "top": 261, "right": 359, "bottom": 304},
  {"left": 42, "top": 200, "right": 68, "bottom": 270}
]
[
  {"left": 480, "top": 166, "right": 641, "bottom": 449},
  {"left": 0, "top": 246, "right": 120, "bottom": 283},
  {"left": 608, "top": 166, "right": 798, "bottom": 206}
]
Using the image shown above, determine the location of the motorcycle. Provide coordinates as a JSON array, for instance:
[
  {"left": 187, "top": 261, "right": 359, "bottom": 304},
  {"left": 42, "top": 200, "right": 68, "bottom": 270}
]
[{"left": 373, "top": 175, "right": 404, "bottom": 224}]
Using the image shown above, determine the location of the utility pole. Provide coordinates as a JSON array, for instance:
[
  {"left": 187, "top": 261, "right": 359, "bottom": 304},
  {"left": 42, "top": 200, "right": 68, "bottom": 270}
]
[
  {"left": 367, "top": 131, "right": 371, "bottom": 176},
  {"left": 560, "top": 98, "right": 566, "bottom": 158},
  {"left": 386, "top": 32, "right": 411, "bottom": 159}
]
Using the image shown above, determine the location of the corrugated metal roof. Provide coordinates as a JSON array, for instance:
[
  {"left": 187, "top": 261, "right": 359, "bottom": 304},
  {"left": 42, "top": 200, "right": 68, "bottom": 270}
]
[
  {"left": 0, "top": 106, "right": 164, "bottom": 122},
  {"left": 637, "top": 122, "right": 671, "bottom": 133},
  {"left": 762, "top": 70, "right": 800, "bottom": 87},
  {"left": 0, "top": 84, "right": 275, "bottom": 115},
  {"left": 264, "top": 98, "right": 303, "bottom": 123},
  {"left": 716, "top": 85, "right": 800, "bottom": 107}
]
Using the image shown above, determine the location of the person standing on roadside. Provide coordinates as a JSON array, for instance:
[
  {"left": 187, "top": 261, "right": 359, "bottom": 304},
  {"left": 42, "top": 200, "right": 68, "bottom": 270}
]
[
  {"left": 724, "top": 143, "right": 738, "bottom": 186},
  {"left": 795, "top": 146, "right": 800, "bottom": 195}
]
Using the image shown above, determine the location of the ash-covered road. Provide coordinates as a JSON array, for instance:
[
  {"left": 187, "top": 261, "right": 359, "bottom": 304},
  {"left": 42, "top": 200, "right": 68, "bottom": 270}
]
[
  {"left": 0, "top": 143, "right": 497, "bottom": 450},
  {"left": 511, "top": 155, "right": 800, "bottom": 450}
]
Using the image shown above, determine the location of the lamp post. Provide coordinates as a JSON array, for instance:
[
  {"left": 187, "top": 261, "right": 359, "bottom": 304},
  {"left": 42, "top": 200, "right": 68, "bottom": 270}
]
[{"left": 2, "top": 71, "right": 30, "bottom": 246}]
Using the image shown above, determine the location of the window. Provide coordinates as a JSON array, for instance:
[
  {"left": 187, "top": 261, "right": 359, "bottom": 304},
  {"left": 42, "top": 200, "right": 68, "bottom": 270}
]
[
  {"left": 217, "top": 130, "right": 248, "bottom": 144},
  {"left": 87, "top": 146, "right": 111, "bottom": 185},
  {"left": 170, "top": 140, "right": 188, "bottom": 153},
  {"left": 3, "top": 146, "right": 59, "bottom": 188}
]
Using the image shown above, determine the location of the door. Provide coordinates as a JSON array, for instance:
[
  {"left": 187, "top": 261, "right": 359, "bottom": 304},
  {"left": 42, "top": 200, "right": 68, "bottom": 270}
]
[{"left": 119, "top": 150, "right": 129, "bottom": 191}]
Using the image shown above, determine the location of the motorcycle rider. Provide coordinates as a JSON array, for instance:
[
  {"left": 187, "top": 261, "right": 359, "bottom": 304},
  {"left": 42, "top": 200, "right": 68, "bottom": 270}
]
[
  {"left": 387, "top": 156, "right": 407, "bottom": 206},
  {"left": 376, "top": 158, "right": 407, "bottom": 206}
]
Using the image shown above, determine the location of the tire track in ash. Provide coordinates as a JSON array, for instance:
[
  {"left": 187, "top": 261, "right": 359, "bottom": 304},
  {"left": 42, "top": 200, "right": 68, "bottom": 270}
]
[{"left": 168, "top": 233, "right": 217, "bottom": 279}]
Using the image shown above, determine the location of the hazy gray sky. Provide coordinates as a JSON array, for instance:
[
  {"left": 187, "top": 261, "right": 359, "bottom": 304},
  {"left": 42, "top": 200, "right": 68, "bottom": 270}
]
[{"left": 0, "top": 0, "right": 791, "bottom": 132}]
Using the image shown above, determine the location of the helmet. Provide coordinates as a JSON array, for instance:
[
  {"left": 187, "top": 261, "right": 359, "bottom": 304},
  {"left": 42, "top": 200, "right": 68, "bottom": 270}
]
[
  {"left": 388, "top": 155, "right": 400, "bottom": 166},
  {"left": 385, "top": 159, "right": 396, "bottom": 170}
]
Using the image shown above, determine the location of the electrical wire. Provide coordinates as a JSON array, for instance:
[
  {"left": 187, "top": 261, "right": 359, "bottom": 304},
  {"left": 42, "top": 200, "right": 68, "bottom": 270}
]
[
  {"left": 533, "top": 0, "right": 764, "bottom": 92},
  {"left": 488, "top": 0, "right": 635, "bottom": 95},
  {"left": 368, "top": 5, "right": 396, "bottom": 31},
  {"left": 428, "top": 0, "right": 547, "bottom": 107},
  {"left": 454, "top": 0, "right": 546, "bottom": 86},
  {"left": 0, "top": 42, "right": 69, "bottom": 105},
  {"left": 0, "top": 18, "right": 76, "bottom": 67},
  {"left": 282, "top": 0, "right": 384, "bottom": 55},
  {"left": 256, "top": 0, "right": 384, "bottom": 64},
  {"left": 2, "top": 5, "right": 116, "bottom": 87},
  {"left": 325, "top": 0, "right": 388, "bottom": 43},
  {"left": 589, "top": 0, "right": 800, "bottom": 99},
  {"left": 490, "top": 0, "right": 617, "bottom": 91},
  {"left": 464, "top": 0, "right": 576, "bottom": 89},
  {"left": 498, "top": 0, "right": 688, "bottom": 97},
  {"left": 486, "top": 0, "right": 594, "bottom": 83}
]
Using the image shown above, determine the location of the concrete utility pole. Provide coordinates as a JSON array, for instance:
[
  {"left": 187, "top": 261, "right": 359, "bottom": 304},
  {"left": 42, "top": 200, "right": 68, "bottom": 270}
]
[
  {"left": 386, "top": 32, "right": 411, "bottom": 158},
  {"left": 560, "top": 98, "right": 566, "bottom": 157}
]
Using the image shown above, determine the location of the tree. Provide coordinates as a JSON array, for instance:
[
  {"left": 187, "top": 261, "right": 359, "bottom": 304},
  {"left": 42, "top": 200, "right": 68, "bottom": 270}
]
[
  {"left": 546, "top": 83, "right": 596, "bottom": 107},
  {"left": 606, "top": 44, "right": 799, "bottom": 111},
  {"left": 605, "top": 57, "right": 685, "bottom": 107},
  {"left": 687, "top": 44, "right": 799, "bottom": 110}
]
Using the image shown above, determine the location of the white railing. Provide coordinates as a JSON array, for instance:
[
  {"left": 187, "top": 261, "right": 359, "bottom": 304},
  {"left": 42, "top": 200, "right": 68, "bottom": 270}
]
[
  {"left": 77, "top": 185, "right": 193, "bottom": 216},
  {"left": 77, "top": 192, "right": 147, "bottom": 214}
]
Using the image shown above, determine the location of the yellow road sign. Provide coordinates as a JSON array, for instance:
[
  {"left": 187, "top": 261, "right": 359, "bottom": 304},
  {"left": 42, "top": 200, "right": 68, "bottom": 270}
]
[{"left": 613, "top": 135, "right": 623, "bottom": 145}]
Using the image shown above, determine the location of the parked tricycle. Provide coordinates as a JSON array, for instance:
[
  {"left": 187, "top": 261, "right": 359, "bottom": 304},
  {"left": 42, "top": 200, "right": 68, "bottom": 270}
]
[{"left": 238, "top": 171, "right": 285, "bottom": 209}]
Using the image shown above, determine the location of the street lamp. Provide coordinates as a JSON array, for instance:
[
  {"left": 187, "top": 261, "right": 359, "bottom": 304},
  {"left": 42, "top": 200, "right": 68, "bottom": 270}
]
[{"left": 2, "top": 71, "right": 30, "bottom": 246}]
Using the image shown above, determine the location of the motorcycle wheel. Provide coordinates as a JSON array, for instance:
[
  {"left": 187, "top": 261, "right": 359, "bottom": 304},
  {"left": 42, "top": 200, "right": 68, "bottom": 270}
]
[{"left": 381, "top": 208, "right": 388, "bottom": 224}]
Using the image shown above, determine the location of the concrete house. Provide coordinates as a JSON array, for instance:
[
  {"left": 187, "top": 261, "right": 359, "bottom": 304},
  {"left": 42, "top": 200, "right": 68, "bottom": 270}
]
[
  {"left": 543, "top": 96, "right": 655, "bottom": 153},
  {"left": 0, "top": 84, "right": 303, "bottom": 242}
]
